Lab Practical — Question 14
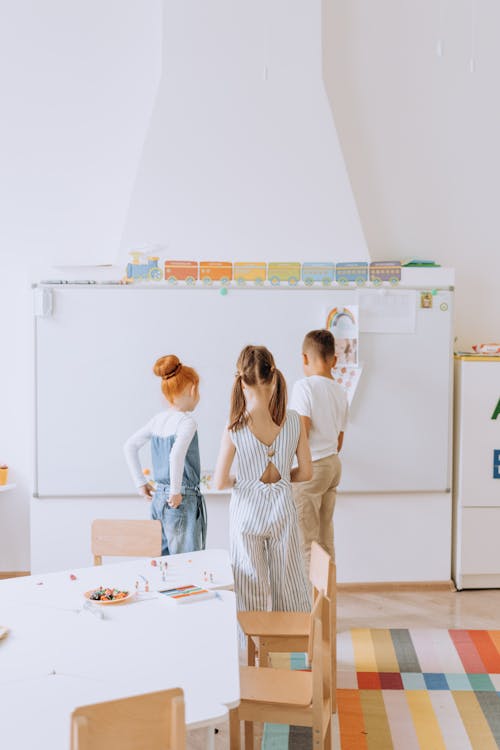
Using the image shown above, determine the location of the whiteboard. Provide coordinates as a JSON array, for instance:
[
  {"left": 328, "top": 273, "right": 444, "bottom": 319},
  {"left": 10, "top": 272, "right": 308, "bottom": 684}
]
[{"left": 34, "top": 286, "right": 454, "bottom": 496}]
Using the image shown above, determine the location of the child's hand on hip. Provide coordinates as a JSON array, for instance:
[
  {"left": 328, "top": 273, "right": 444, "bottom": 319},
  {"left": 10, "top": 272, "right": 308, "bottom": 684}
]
[
  {"left": 168, "top": 493, "right": 182, "bottom": 508},
  {"left": 139, "top": 483, "right": 154, "bottom": 499}
]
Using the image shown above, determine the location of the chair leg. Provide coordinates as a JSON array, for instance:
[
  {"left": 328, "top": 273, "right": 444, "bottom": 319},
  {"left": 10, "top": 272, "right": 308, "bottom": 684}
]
[
  {"left": 324, "top": 717, "right": 332, "bottom": 749},
  {"left": 244, "top": 720, "right": 254, "bottom": 749},
  {"left": 248, "top": 635, "right": 256, "bottom": 667},
  {"left": 229, "top": 709, "right": 241, "bottom": 750},
  {"left": 259, "top": 642, "right": 270, "bottom": 667},
  {"left": 331, "top": 635, "right": 337, "bottom": 713}
]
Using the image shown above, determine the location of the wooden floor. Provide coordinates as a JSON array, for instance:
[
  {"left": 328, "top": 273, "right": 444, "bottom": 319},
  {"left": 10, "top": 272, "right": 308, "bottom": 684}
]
[
  {"left": 338, "top": 586, "right": 500, "bottom": 630},
  {"left": 188, "top": 587, "right": 500, "bottom": 749}
]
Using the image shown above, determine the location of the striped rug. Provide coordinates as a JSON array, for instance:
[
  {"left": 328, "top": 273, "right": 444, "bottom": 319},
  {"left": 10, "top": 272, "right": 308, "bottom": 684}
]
[{"left": 262, "top": 629, "right": 500, "bottom": 749}]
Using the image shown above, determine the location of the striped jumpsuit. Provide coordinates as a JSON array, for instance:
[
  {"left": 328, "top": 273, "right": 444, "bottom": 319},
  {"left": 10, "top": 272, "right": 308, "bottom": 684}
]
[{"left": 229, "top": 410, "right": 310, "bottom": 614}]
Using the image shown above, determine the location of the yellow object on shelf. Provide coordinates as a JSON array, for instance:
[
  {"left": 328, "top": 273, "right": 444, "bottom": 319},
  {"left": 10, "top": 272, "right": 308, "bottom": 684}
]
[{"left": 0, "top": 465, "right": 8, "bottom": 485}]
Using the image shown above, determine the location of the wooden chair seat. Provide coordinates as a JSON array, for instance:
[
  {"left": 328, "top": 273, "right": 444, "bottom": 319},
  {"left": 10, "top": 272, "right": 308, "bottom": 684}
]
[{"left": 240, "top": 665, "right": 312, "bottom": 706}]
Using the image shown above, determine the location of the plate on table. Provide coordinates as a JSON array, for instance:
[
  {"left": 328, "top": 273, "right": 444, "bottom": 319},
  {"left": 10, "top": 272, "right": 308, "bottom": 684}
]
[
  {"left": 84, "top": 587, "right": 135, "bottom": 605},
  {"left": 0, "top": 626, "right": 9, "bottom": 639}
]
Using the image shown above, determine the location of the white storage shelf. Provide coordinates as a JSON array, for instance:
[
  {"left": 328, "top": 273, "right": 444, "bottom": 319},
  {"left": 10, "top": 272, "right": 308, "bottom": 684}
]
[
  {"left": 453, "top": 357, "right": 500, "bottom": 589},
  {"left": 0, "top": 484, "right": 16, "bottom": 493}
]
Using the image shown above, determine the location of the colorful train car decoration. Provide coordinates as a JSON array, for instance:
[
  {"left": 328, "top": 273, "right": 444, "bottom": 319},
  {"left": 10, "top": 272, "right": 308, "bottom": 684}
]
[
  {"left": 301, "top": 262, "right": 335, "bottom": 286},
  {"left": 268, "top": 262, "right": 301, "bottom": 286},
  {"left": 126, "top": 255, "right": 403, "bottom": 287},
  {"left": 233, "top": 262, "right": 267, "bottom": 286},
  {"left": 335, "top": 262, "right": 368, "bottom": 287},
  {"left": 164, "top": 260, "right": 198, "bottom": 285},
  {"left": 199, "top": 261, "right": 233, "bottom": 286},
  {"left": 369, "top": 261, "right": 401, "bottom": 286}
]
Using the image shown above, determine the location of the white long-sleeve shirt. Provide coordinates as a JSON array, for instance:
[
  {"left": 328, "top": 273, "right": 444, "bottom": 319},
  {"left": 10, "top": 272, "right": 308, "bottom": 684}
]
[{"left": 124, "top": 410, "right": 197, "bottom": 495}]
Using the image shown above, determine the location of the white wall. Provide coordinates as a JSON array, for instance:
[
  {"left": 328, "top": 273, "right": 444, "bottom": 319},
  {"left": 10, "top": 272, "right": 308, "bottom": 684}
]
[
  {"left": 324, "top": 0, "right": 500, "bottom": 350},
  {"left": 0, "top": 0, "right": 162, "bottom": 265},
  {"left": 120, "top": 0, "right": 367, "bottom": 259},
  {"left": 2, "top": 1, "right": 499, "bottom": 574},
  {"left": 0, "top": 0, "right": 162, "bottom": 570}
]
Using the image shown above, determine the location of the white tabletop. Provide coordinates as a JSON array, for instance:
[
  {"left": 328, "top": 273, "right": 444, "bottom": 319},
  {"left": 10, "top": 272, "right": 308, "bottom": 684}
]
[{"left": 0, "top": 549, "right": 239, "bottom": 748}]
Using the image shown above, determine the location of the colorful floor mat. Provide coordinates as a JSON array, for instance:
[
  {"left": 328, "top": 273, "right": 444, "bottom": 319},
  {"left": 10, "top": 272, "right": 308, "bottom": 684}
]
[{"left": 262, "top": 629, "right": 500, "bottom": 749}]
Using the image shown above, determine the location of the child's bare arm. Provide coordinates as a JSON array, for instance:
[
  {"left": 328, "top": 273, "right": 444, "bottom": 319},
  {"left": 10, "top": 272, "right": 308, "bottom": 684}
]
[
  {"left": 337, "top": 431, "right": 344, "bottom": 453},
  {"left": 300, "top": 414, "right": 312, "bottom": 438},
  {"left": 213, "top": 428, "right": 237, "bottom": 490},
  {"left": 291, "top": 421, "right": 312, "bottom": 483}
]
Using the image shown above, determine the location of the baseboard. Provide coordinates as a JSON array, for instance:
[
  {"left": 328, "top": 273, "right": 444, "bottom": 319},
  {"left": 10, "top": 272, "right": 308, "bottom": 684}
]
[
  {"left": 0, "top": 571, "right": 30, "bottom": 579},
  {"left": 337, "top": 579, "right": 456, "bottom": 593},
  {"left": 456, "top": 574, "right": 500, "bottom": 590}
]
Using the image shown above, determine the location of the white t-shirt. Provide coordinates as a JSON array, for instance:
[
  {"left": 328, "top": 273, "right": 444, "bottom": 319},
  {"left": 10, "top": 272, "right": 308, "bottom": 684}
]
[
  {"left": 124, "top": 410, "right": 197, "bottom": 494},
  {"left": 290, "top": 376, "right": 348, "bottom": 461}
]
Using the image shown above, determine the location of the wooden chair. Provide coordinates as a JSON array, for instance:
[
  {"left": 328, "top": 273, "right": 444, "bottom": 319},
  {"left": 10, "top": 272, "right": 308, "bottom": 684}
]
[
  {"left": 70, "top": 688, "right": 186, "bottom": 750},
  {"left": 91, "top": 519, "right": 162, "bottom": 565},
  {"left": 230, "top": 594, "right": 331, "bottom": 750},
  {"left": 237, "top": 541, "right": 337, "bottom": 710}
]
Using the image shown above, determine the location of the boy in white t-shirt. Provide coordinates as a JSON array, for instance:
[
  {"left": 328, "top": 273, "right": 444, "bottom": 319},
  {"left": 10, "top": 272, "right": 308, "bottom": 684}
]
[{"left": 290, "top": 329, "right": 348, "bottom": 575}]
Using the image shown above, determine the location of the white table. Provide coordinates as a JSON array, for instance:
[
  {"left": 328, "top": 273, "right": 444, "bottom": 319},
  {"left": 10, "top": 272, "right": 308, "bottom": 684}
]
[{"left": 0, "top": 549, "right": 239, "bottom": 749}]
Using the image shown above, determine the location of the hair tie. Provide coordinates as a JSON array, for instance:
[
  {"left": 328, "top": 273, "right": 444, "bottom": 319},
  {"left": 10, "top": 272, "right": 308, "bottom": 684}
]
[{"left": 162, "top": 362, "right": 182, "bottom": 380}]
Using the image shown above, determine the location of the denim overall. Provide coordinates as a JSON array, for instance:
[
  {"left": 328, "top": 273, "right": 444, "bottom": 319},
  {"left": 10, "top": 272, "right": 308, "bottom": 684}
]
[{"left": 150, "top": 431, "right": 207, "bottom": 556}]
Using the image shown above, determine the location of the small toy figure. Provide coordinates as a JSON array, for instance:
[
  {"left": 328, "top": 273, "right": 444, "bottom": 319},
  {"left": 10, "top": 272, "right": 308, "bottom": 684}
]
[{"left": 159, "top": 560, "right": 168, "bottom": 582}]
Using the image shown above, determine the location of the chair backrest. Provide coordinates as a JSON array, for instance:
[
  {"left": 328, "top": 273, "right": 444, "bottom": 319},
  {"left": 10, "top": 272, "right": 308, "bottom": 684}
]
[
  {"left": 309, "top": 541, "right": 332, "bottom": 600},
  {"left": 309, "top": 546, "right": 336, "bottom": 713},
  {"left": 307, "top": 593, "right": 332, "bottom": 721},
  {"left": 91, "top": 519, "right": 162, "bottom": 565},
  {"left": 70, "top": 688, "right": 186, "bottom": 750}
]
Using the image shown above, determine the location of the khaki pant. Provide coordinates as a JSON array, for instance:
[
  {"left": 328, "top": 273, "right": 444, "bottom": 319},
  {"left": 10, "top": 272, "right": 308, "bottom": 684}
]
[{"left": 292, "top": 453, "right": 342, "bottom": 578}]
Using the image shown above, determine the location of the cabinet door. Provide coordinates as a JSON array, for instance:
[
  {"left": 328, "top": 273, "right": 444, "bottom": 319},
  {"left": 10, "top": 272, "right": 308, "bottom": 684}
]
[
  {"left": 462, "top": 508, "right": 500, "bottom": 573},
  {"left": 454, "top": 361, "right": 500, "bottom": 507}
]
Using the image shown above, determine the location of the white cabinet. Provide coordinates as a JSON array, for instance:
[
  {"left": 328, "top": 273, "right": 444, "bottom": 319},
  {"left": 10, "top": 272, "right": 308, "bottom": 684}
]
[{"left": 453, "top": 357, "right": 500, "bottom": 588}]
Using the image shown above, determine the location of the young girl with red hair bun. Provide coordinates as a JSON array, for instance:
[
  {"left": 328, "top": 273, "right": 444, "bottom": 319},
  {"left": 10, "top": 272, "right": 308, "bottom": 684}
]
[{"left": 124, "top": 354, "right": 206, "bottom": 555}]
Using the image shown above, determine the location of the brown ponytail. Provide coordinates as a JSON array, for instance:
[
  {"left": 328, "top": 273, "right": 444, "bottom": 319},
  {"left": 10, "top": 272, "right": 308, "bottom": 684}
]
[
  {"left": 153, "top": 354, "right": 199, "bottom": 404},
  {"left": 228, "top": 345, "right": 287, "bottom": 430},
  {"left": 228, "top": 374, "right": 247, "bottom": 432},
  {"left": 268, "top": 368, "right": 286, "bottom": 427}
]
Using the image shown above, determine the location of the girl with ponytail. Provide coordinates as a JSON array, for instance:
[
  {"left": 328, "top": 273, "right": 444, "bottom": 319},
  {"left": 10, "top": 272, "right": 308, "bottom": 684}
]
[
  {"left": 214, "top": 345, "right": 311, "bottom": 615},
  {"left": 124, "top": 355, "right": 206, "bottom": 555}
]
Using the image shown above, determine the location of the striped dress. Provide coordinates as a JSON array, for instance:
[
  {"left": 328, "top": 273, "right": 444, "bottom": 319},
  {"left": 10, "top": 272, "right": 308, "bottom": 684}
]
[{"left": 229, "top": 410, "right": 310, "bottom": 613}]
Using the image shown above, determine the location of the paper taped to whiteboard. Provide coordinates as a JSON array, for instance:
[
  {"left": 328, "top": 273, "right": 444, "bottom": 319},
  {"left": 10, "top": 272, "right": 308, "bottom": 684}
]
[{"left": 359, "top": 290, "right": 416, "bottom": 333}]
